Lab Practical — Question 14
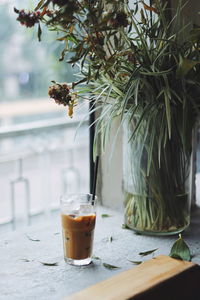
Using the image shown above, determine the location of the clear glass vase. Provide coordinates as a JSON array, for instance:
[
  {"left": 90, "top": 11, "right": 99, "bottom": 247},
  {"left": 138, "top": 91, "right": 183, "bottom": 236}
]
[{"left": 123, "top": 118, "right": 193, "bottom": 236}]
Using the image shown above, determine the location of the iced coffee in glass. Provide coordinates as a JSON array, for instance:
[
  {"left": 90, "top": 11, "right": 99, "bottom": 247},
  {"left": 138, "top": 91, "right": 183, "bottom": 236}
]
[{"left": 60, "top": 194, "right": 97, "bottom": 266}]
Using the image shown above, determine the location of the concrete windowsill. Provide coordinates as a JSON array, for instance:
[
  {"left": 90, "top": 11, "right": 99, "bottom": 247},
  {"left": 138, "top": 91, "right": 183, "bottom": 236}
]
[{"left": 1, "top": 205, "right": 200, "bottom": 300}]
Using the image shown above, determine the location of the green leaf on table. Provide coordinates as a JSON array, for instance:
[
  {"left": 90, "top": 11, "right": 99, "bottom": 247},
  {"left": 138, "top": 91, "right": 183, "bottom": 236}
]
[
  {"left": 109, "top": 236, "right": 113, "bottom": 242},
  {"left": 103, "top": 263, "right": 120, "bottom": 270},
  {"left": 169, "top": 234, "right": 191, "bottom": 261},
  {"left": 39, "top": 262, "right": 58, "bottom": 266},
  {"left": 21, "top": 259, "right": 32, "bottom": 262},
  {"left": 102, "top": 236, "right": 114, "bottom": 243},
  {"left": 128, "top": 260, "right": 142, "bottom": 265},
  {"left": 101, "top": 214, "right": 112, "bottom": 218},
  {"left": 25, "top": 234, "right": 40, "bottom": 242},
  {"left": 139, "top": 248, "right": 158, "bottom": 256}
]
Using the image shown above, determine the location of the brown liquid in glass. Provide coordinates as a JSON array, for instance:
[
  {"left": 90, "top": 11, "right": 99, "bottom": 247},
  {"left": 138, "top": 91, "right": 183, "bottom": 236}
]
[{"left": 61, "top": 214, "right": 96, "bottom": 260}]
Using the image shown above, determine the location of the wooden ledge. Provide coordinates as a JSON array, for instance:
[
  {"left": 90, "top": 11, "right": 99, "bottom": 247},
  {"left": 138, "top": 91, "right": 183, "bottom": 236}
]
[{"left": 65, "top": 255, "right": 200, "bottom": 300}]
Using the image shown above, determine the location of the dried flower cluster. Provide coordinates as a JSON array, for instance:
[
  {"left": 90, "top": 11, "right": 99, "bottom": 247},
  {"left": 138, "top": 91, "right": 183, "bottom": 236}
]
[
  {"left": 48, "top": 82, "right": 76, "bottom": 117},
  {"left": 14, "top": 8, "right": 41, "bottom": 27},
  {"left": 108, "top": 11, "right": 129, "bottom": 28},
  {"left": 15, "top": 0, "right": 133, "bottom": 116}
]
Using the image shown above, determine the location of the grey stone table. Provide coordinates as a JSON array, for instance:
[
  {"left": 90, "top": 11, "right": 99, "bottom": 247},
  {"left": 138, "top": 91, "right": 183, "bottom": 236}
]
[{"left": 1, "top": 206, "right": 200, "bottom": 300}]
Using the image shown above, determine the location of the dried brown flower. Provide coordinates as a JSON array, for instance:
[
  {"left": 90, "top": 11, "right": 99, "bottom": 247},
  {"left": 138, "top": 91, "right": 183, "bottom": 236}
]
[
  {"left": 48, "top": 82, "right": 76, "bottom": 117},
  {"left": 48, "top": 82, "right": 71, "bottom": 106},
  {"left": 14, "top": 8, "right": 41, "bottom": 27},
  {"left": 109, "top": 12, "right": 129, "bottom": 28}
]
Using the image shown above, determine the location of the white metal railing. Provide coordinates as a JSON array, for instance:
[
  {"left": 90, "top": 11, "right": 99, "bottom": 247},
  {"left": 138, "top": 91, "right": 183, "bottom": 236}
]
[
  {"left": 0, "top": 116, "right": 86, "bottom": 138},
  {"left": 0, "top": 116, "right": 89, "bottom": 230}
]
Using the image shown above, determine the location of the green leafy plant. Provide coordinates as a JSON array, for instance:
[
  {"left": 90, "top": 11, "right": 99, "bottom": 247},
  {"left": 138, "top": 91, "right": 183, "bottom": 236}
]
[{"left": 15, "top": 1, "right": 200, "bottom": 234}]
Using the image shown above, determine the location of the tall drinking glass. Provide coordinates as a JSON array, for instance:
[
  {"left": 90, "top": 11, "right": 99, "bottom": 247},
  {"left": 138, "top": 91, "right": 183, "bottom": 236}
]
[{"left": 60, "top": 194, "right": 97, "bottom": 266}]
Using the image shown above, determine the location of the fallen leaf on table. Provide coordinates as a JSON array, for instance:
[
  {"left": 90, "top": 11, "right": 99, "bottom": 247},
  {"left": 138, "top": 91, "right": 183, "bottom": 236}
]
[
  {"left": 128, "top": 260, "right": 142, "bottom": 265},
  {"left": 25, "top": 234, "right": 40, "bottom": 242},
  {"left": 21, "top": 259, "right": 33, "bottom": 262},
  {"left": 102, "top": 236, "right": 114, "bottom": 243},
  {"left": 39, "top": 262, "right": 58, "bottom": 266},
  {"left": 169, "top": 234, "right": 191, "bottom": 261},
  {"left": 101, "top": 214, "right": 112, "bottom": 218},
  {"left": 109, "top": 236, "right": 113, "bottom": 242},
  {"left": 103, "top": 263, "right": 120, "bottom": 269},
  {"left": 139, "top": 248, "right": 158, "bottom": 256}
]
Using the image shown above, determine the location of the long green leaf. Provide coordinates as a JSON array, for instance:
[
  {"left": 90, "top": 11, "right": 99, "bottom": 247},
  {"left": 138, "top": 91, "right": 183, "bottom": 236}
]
[
  {"left": 164, "top": 89, "right": 171, "bottom": 139},
  {"left": 34, "top": 0, "right": 45, "bottom": 10},
  {"left": 38, "top": 23, "right": 42, "bottom": 42}
]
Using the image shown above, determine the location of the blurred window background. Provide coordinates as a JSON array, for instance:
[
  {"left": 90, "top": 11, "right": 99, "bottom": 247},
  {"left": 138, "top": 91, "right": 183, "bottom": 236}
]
[{"left": 0, "top": 0, "right": 89, "bottom": 231}]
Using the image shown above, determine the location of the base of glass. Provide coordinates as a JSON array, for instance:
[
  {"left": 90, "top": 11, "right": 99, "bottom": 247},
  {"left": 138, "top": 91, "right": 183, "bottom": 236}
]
[
  {"left": 64, "top": 257, "right": 92, "bottom": 266},
  {"left": 126, "top": 223, "right": 190, "bottom": 236}
]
